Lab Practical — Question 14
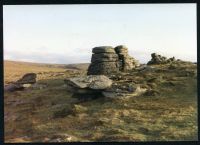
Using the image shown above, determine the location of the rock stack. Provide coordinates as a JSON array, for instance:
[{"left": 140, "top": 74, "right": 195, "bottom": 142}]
[
  {"left": 115, "top": 45, "right": 139, "bottom": 71},
  {"left": 147, "top": 53, "right": 176, "bottom": 65},
  {"left": 87, "top": 45, "right": 139, "bottom": 75},
  {"left": 87, "top": 46, "right": 120, "bottom": 75}
]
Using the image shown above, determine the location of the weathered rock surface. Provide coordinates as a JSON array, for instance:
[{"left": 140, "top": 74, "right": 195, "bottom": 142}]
[
  {"left": 88, "top": 46, "right": 119, "bottom": 75},
  {"left": 87, "top": 45, "right": 139, "bottom": 75},
  {"left": 115, "top": 45, "right": 139, "bottom": 71},
  {"left": 65, "top": 75, "right": 112, "bottom": 90},
  {"left": 64, "top": 75, "right": 113, "bottom": 97},
  {"left": 88, "top": 62, "right": 119, "bottom": 75},
  {"left": 92, "top": 46, "right": 115, "bottom": 53}
]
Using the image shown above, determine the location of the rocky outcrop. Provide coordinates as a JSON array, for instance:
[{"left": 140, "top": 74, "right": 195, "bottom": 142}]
[
  {"left": 147, "top": 53, "right": 176, "bottom": 65},
  {"left": 87, "top": 45, "right": 139, "bottom": 75}
]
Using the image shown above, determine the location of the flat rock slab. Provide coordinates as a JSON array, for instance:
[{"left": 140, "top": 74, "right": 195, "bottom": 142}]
[
  {"left": 64, "top": 75, "right": 113, "bottom": 90},
  {"left": 92, "top": 46, "right": 115, "bottom": 54}
]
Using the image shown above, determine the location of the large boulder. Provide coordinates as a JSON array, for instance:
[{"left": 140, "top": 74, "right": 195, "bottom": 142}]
[
  {"left": 16, "top": 73, "right": 37, "bottom": 84},
  {"left": 88, "top": 46, "right": 119, "bottom": 75},
  {"left": 4, "top": 73, "right": 37, "bottom": 92},
  {"left": 64, "top": 75, "right": 113, "bottom": 96},
  {"left": 65, "top": 75, "right": 112, "bottom": 89}
]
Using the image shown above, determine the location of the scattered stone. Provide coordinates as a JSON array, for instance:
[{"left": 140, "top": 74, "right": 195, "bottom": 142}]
[{"left": 102, "top": 84, "right": 147, "bottom": 98}]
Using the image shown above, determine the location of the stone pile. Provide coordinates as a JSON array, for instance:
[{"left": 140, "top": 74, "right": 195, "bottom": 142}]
[
  {"left": 87, "top": 45, "right": 139, "bottom": 75},
  {"left": 147, "top": 53, "right": 176, "bottom": 65}
]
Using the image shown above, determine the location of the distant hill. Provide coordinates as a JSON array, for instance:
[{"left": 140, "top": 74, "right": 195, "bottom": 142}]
[
  {"left": 4, "top": 60, "right": 90, "bottom": 84},
  {"left": 63, "top": 63, "right": 89, "bottom": 71},
  {"left": 4, "top": 60, "right": 90, "bottom": 71}
]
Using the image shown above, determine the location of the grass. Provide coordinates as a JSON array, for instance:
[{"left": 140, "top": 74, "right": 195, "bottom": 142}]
[{"left": 4, "top": 60, "right": 197, "bottom": 142}]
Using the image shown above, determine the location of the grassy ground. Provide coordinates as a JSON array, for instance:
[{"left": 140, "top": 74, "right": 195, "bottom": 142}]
[{"left": 4, "top": 60, "right": 197, "bottom": 142}]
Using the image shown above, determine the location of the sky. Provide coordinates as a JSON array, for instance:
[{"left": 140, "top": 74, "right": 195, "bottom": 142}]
[{"left": 3, "top": 4, "right": 197, "bottom": 64}]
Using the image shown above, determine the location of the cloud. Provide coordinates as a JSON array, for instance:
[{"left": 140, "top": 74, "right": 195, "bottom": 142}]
[{"left": 4, "top": 48, "right": 91, "bottom": 64}]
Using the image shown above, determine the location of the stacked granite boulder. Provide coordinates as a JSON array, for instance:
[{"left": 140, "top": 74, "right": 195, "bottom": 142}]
[
  {"left": 115, "top": 45, "right": 139, "bottom": 71},
  {"left": 87, "top": 46, "right": 120, "bottom": 75},
  {"left": 87, "top": 45, "right": 139, "bottom": 75},
  {"left": 147, "top": 53, "right": 176, "bottom": 65}
]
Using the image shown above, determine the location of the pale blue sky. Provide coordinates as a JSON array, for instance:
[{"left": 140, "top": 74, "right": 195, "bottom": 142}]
[{"left": 3, "top": 4, "right": 197, "bottom": 64}]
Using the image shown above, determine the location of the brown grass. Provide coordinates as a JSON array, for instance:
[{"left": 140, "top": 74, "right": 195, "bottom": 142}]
[{"left": 4, "top": 60, "right": 197, "bottom": 142}]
